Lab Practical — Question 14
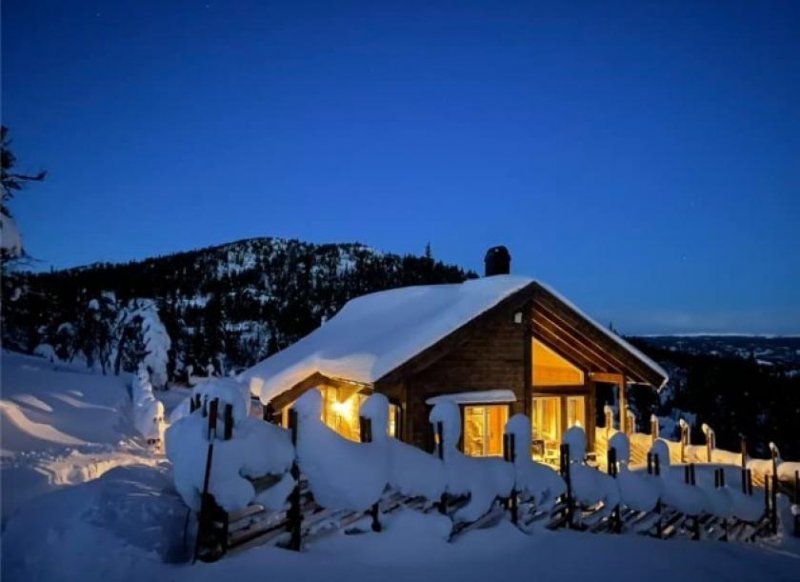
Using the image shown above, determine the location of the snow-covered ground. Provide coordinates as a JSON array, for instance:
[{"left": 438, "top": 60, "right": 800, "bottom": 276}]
[
  {"left": 2, "top": 350, "right": 799, "bottom": 582},
  {"left": 0, "top": 352, "right": 169, "bottom": 524}
]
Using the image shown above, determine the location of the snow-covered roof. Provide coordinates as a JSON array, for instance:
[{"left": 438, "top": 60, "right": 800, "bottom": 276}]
[
  {"left": 242, "top": 275, "right": 669, "bottom": 404},
  {"left": 242, "top": 276, "right": 533, "bottom": 403},
  {"left": 426, "top": 390, "right": 517, "bottom": 406}
]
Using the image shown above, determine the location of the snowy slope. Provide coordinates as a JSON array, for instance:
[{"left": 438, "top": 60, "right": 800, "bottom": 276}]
[
  {"left": 2, "top": 351, "right": 799, "bottom": 582},
  {"left": 4, "top": 499, "right": 800, "bottom": 582},
  {"left": 1, "top": 351, "right": 161, "bottom": 524}
]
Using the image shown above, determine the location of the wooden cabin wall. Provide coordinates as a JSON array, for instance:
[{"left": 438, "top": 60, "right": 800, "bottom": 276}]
[{"left": 377, "top": 303, "right": 528, "bottom": 450}]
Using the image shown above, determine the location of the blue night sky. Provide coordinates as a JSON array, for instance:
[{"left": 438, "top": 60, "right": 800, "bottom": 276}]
[{"left": 3, "top": 1, "right": 799, "bottom": 335}]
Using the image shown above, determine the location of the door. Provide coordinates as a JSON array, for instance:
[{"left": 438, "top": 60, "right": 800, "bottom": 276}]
[
  {"left": 532, "top": 394, "right": 588, "bottom": 464},
  {"left": 463, "top": 405, "right": 509, "bottom": 457},
  {"left": 532, "top": 396, "right": 561, "bottom": 463}
]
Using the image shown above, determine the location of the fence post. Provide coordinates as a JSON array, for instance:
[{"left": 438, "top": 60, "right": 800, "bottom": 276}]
[
  {"left": 702, "top": 423, "right": 714, "bottom": 463},
  {"left": 608, "top": 447, "right": 620, "bottom": 533},
  {"left": 679, "top": 419, "right": 689, "bottom": 463},
  {"left": 604, "top": 405, "right": 614, "bottom": 436},
  {"left": 435, "top": 422, "right": 447, "bottom": 515},
  {"left": 740, "top": 436, "right": 748, "bottom": 494},
  {"left": 650, "top": 414, "right": 659, "bottom": 443},
  {"left": 287, "top": 409, "right": 302, "bottom": 551},
  {"left": 504, "top": 434, "right": 518, "bottom": 525},
  {"left": 771, "top": 474, "right": 778, "bottom": 535},
  {"left": 764, "top": 477, "right": 771, "bottom": 527},
  {"left": 359, "top": 416, "right": 381, "bottom": 533},
  {"left": 560, "top": 444, "right": 573, "bottom": 528},
  {"left": 769, "top": 443, "right": 779, "bottom": 480},
  {"left": 653, "top": 452, "right": 662, "bottom": 538},
  {"left": 223, "top": 404, "right": 234, "bottom": 440},
  {"left": 625, "top": 408, "right": 636, "bottom": 435}
]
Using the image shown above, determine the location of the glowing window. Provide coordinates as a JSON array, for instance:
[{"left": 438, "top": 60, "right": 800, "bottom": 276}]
[{"left": 463, "top": 405, "right": 508, "bottom": 457}]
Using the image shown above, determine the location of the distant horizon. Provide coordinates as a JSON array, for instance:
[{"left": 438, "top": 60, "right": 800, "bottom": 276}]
[{"left": 10, "top": 232, "right": 800, "bottom": 339}]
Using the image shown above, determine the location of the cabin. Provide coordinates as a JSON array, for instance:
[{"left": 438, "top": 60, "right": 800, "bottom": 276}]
[{"left": 242, "top": 247, "right": 668, "bottom": 463}]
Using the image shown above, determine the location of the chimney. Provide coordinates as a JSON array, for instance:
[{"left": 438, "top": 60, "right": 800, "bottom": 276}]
[{"left": 484, "top": 246, "right": 511, "bottom": 277}]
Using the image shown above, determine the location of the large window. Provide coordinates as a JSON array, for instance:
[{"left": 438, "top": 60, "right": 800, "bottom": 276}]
[
  {"left": 463, "top": 405, "right": 509, "bottom": 457},
  {"left": 532, "top": 394, "right": 587, "bottom": 464}
]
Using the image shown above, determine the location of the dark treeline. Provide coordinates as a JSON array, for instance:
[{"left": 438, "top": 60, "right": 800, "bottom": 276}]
[
  {"left": 2, "top": 237, "right": 475, "bottom": 377},
  {"left": 622, "top": 339, "right": 800, "bottom": 459}
]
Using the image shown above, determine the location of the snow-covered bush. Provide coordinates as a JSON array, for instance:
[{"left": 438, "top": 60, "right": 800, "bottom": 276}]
[
  {"left": 648, "top": 439, "right": 706, "bottom": 516},
  {"left": 165, "top": 380, "right": 294, "bottom": 512},
  {"left": 33, "top": 343, "right": 58, "bottom": 363},
  {"left": 608, "top": 432, "right": 659, "bottom": 512},
  {"left": 360, "top": 393, "right": 445, "bottom": 501},
  {"left": 293, "top": 388, "right": 388, "bottom": 511},
  {"left": 130, "top": 366, "right": 165, "bottom": 443},
  {"left": 429, "top": 401, "right": 514, "bottom": 522},
  {"left": 504, "top": 414, "right": 565, "bottom": 510},
  {"left": 134, "top": 397, "right": 165, "bottom": 442},
  {"left": 561, "top": 426, "right": 619, "bottom": 511}
]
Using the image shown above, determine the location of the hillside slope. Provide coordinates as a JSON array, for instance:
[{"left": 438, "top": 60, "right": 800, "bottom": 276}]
[{"left": 2, "top": 237, "right": 474, "bottom": 377}]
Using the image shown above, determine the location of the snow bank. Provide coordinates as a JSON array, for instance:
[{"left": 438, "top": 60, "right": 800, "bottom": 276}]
[
  {"left": 648, "top": 439, "right": 707, "bottom": 516},
  {"left": 562, "top": 426, "right": 587, "bottom": 462},
  {"left": 778, "top": 461, "right": 800, "bottom": 481},
  {"left": 504, "top": 414, "right": 565, "bottom": 509},
  {"left": 430, "top": 402, "right": 514, "bottom": 522},
  {"left": 710, "top": 448, "right": 742, "bottom": 466},
  {"left": 608, "top": 432, "right": 658, "bottom": 512},
  {"left": 361, "top": 393, "right": 445, "bottom": 500},
  {"left": 165, "top": 385, "right": 293, "bottom": 512},
  {"left": 293, "top": 389, "right": 388, "bottom": 511},
  {"left": 33, "top": 343, "right": 58, "bottom": 362},
  {"left": 562, "top": 427, "right": 619, "bottom": 510},
  {"left": 2, "top": 464, "right": 186, "bottom": 581}
]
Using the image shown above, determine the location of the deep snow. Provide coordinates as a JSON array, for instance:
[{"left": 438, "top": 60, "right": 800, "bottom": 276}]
[
  {"left": 2, "top": 351, "right": 799, "bottom": 582},
  {"left": 0, "top": 351, "right": 163, "bottom": 524}
]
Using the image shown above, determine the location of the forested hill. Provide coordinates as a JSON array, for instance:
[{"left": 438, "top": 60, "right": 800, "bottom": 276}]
[{"left": 2, "top": 237, "right": 475, "bottom": 377}]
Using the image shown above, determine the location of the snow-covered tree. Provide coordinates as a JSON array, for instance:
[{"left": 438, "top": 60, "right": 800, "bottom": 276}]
[
  {"left": 1, "top": 126, "right": 46, "bottom": 267},
  {"left": 115, "top": 299, "right": 172, "bottom": 388}
]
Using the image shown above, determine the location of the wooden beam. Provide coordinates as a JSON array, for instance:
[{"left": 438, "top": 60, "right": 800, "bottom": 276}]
[
  {"left": 589, "top": 372, "right": 625, "bottom": 384},
  {"left": 532, "top": 286, "right": 663, "bottom": 386},
  {"left": 534, "top": 299, "right": 644, "bottom": 379},
  {"left": 533, "top": 313, "right": 611, "bottom": 372}
]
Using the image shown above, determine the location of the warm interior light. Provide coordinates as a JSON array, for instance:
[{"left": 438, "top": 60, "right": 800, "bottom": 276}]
[{"left": 332, "top": 400, "right": 350, "bottom": 417}]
